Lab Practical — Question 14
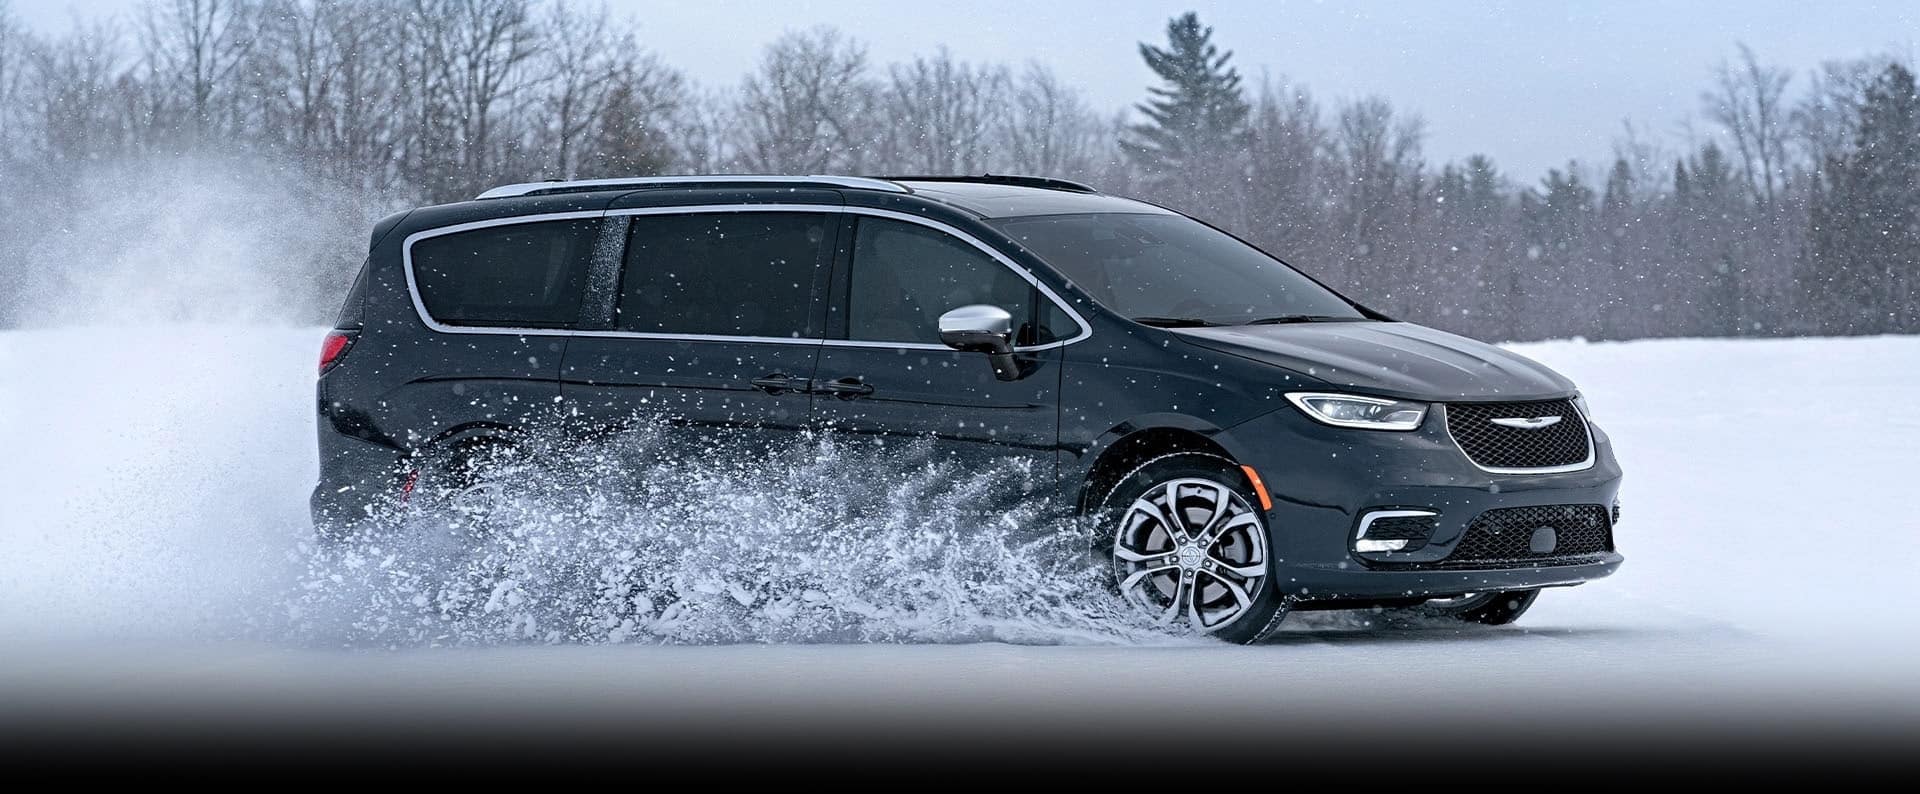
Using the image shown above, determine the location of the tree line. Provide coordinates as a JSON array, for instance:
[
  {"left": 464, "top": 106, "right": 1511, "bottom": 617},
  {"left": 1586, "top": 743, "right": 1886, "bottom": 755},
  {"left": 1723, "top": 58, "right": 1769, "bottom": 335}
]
[{"left": 0, "top": 1, "right": 1914, "bottom": 339}]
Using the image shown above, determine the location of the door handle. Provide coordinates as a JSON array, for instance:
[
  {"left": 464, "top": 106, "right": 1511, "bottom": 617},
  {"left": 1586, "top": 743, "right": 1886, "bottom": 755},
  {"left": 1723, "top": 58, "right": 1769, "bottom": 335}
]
[
  {"left": 819, "top": 376, "right": 875, "bottom": 400},
  {"left": 750, "top": 373, "right": 810, "bottom": 395}
]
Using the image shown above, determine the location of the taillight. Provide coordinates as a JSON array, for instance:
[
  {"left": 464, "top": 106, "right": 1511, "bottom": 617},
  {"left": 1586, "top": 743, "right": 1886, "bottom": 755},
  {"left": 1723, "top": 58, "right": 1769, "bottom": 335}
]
[{"left": 319, "top": 330, "right": 358, "bottom": 375}]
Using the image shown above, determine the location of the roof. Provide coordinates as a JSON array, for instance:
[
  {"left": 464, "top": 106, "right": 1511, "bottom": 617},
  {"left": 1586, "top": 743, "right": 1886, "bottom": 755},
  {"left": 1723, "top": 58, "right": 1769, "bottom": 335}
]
[
  {"left": 889, "top": 180, "right": 1171, "bottom": 219},
  {"left": 469, "top": 174, "right": 1172, "bottom": 219}
]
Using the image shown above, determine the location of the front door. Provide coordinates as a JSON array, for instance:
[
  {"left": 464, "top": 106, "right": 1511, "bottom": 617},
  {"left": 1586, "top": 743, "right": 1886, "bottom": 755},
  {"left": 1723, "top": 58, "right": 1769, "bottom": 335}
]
[
  {"left": 811, "top": 214, "right": 1072, "bottom": 505},
  {"left": 561, "top": 210, "right": 835, "bottom": 460}
]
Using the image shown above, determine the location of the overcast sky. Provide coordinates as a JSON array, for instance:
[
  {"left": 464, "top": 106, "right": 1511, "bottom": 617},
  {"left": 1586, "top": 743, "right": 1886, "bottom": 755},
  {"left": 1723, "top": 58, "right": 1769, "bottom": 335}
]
[{"left": 12, "top": 0, "right": 1917, "bottom": 180}]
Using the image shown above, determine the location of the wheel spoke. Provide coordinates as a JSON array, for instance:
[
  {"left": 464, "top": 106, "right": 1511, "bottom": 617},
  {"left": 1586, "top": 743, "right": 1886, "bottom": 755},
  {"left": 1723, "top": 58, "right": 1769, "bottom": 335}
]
[
  {"left": 1157, "top": 575, "right": 1190, "bottom": 625},
  {"left": 1211, "top": 510, "right": 1259, "bottom": 538},
  {"left": 1161, "top": 481, "right": 1187, "bottom": 540},
  {"left": 1203, "top": 570, "right": 1254, "bottom": 610},
  {"left": 1208, "top": 555, "right": 1266, "bottom": 579},
  {"left": 1196, "top": 481, "right": 1233, "bottom": 537},
  {"left": 1113, "top": 545, "right": 1176, "bottom": 565},
  {"left": 1119, "top": 565, "right": 1176, "bottom": 600}
]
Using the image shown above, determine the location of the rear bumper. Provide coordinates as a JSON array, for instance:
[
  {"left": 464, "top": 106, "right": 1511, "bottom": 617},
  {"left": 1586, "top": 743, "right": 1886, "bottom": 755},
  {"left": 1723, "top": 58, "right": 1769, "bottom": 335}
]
[
  {"left": 1217, "top": 405, "right": 1626, "bottom": 601},
  {"left": 310, "top": 420, "right": 405, "bottom": 532}
]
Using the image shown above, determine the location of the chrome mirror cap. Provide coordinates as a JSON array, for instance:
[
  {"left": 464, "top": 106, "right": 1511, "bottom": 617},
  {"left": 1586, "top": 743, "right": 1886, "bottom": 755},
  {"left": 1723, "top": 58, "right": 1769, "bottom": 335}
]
[
  {"left": 937, "top": 304, "right": 1013, "bottom": 339},
  {"left": 937, "top": 305, "right": 1021, "bottom": 382}
]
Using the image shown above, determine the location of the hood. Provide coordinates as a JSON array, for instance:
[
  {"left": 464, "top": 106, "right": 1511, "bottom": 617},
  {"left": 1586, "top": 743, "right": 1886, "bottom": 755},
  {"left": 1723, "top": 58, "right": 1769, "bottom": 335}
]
[{"left": 1173, "top": 321, "right": 1576, "bottom": 401}]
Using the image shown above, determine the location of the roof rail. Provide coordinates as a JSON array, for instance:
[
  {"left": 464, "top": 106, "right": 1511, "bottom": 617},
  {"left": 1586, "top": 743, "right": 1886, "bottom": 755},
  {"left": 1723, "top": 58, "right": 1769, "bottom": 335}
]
[
  {"left": 474, "top": 175, "right": 909, "bottom": 200},
  {"left": 878, "top": 174, "right": 1099, "bottom": 193}
]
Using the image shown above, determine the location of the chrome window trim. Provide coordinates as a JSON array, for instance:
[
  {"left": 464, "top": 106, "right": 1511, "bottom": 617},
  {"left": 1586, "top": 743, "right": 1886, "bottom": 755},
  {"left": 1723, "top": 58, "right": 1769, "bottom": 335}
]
[
  {"left": 400, "top": 204, "right": 1092, "bottom": 351},
  {"left": 1439, "top": 402, "right": 1598, "bottom": 475},
  {"left": 474, "top": 175, "right": 909, "bottom": 199}
]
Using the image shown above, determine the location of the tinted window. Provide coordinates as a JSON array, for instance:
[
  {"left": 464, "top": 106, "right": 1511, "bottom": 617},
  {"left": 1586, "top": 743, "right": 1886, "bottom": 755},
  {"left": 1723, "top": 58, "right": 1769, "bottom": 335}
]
[
  {"left": 619, "top": 213, "right": 829, "bottom": 337},
  {"left": 412, "top": 219, "right": 598, "bottom": 328},
  {"left": 992, "top": 213, "right": 1363, "bottom": 325},
  {"left": 847, "top": 217, "right": 1055, "bottom": 345}
]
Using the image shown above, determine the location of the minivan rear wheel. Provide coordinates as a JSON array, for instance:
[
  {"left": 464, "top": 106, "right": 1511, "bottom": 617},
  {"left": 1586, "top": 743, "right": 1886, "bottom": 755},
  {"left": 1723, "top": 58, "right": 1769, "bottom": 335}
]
[
  {"left": 1095, "top": 453, "right": 1287, "bottom": 644},
  {"left": 416, "top": 440, "right": 525, "bottom": 526}
]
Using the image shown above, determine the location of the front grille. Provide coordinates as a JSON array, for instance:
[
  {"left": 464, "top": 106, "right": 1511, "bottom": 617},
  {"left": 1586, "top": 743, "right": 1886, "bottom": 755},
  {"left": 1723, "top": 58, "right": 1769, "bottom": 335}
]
[
  {"left": 1445, "top": 399, "right": 1591, "bottom": 471},
  {"left": 1360, "top": 514, "right": 1438, "bottom": 551},
  {"left": 1429, "top": 504, "right": 1613, "bottom": 568}
]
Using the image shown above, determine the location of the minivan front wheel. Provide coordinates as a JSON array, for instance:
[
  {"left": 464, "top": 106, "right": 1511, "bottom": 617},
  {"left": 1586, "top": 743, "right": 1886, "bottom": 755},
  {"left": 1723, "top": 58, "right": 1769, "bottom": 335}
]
[
  {"left": 1400, "top": 589, "right": 1540, "bottom": 625},
  {"left": 1097, "top": 453, "right": 1287, "bottom": 644}
]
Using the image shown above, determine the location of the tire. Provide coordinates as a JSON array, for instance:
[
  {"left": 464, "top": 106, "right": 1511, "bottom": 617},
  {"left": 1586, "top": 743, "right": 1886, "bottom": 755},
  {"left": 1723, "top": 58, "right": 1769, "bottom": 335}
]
[
  {"left": 1399, "top": 589, "right": 1540, "bottom": 625},
  {"left": 415, "top": 439, "right": 525, "bottom": 524},
  {"left": 1093, "top": 452, "right": 1287, "bottom": 644},
  {"left": 402, "top": 440, "right": 529, "bottom": 618}
]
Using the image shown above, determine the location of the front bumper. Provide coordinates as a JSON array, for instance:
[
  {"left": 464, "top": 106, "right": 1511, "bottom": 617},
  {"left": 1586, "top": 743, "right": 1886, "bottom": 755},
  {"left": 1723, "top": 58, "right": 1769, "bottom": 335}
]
[{"left": 1218, "top": 404, "right": 1625, "bottom": 601}]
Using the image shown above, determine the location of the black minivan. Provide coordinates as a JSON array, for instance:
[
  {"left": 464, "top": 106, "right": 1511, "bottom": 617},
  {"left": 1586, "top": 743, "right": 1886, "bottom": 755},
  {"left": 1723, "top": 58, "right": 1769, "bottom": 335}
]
[{"left": 313, "top": 174, "right": 1622, "bottom": 643}]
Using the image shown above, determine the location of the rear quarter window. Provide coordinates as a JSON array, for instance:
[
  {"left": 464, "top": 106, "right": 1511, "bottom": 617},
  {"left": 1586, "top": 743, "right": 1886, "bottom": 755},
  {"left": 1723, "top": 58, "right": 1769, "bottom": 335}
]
[{"left": 411, "top": 218, "right": 600, "bottom": 328}]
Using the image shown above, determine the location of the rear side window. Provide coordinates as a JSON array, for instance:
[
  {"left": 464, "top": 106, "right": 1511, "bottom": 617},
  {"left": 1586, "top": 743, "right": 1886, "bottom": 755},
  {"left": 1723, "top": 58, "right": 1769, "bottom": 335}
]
[
  {"left": 411, "top": 219, "right": 599, "bottom": 328},
  {"left": 618, "top": 212, "right": 830, "bottom": 337},
  {"left": 846, "top": 217, "right": 1047, "bottom": 345}
]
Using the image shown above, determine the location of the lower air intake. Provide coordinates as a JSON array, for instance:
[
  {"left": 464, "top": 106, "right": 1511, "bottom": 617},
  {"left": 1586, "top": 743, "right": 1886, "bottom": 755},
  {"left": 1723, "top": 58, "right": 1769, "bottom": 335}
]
[{"left": 1427, "top": 504, "right": 1614, "bottom": 569}]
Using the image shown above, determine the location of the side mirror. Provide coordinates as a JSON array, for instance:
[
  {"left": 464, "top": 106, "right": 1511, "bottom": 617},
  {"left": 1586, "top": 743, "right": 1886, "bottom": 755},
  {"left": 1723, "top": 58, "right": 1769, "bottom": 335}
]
[{"left": 938, "top": 304, "right": 1021, "bottom": 381}]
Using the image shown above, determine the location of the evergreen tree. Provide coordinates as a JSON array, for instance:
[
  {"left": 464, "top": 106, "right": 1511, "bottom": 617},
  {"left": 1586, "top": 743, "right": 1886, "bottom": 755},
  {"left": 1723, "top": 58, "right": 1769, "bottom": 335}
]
[
  {"left": 1674, "top": 142, "right": 1743, "bottom": 335},
  {"left": 1462, "top": 154, "right": 1505, "bottom": 222},
  {"left": 1602, "top": 158, "right": 1634, "bottom": 220},
  {"left": 582, "top": 77, "right": 676, "bottom": 179},
  {"left": 1810, "top": 62, "right": 1920, "bottom": 333},
  {"left": 1120, "top": 12, "right": 1250, "bottom": 206}
]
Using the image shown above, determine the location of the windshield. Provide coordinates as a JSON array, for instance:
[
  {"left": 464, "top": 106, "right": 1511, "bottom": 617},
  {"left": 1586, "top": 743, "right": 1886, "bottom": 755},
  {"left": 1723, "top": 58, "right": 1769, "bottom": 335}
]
[{"left": 992, "top": 212, "right": 1365, "bottom": 326}]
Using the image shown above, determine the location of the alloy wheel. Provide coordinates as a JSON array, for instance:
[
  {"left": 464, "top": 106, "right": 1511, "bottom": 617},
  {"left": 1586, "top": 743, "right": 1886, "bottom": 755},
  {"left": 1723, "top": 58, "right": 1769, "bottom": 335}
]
[{"left": 1111, "top": 477, "right": 1269, "bottom": 632}]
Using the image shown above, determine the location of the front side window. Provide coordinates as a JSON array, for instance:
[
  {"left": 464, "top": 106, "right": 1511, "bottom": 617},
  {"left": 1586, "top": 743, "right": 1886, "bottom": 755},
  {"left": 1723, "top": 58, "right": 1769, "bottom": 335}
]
[
  {"left": 619, "top": 212, "right": 831, "bottom": 337},
  {"left": 411, "top": 218, "right": 599, "bottom": 328},
  {"left": 992, "top": 212, "right": 1364, "bottom": 326},
  {"left": 846, "top": 217, "right": 1063, "bottom": 345}
]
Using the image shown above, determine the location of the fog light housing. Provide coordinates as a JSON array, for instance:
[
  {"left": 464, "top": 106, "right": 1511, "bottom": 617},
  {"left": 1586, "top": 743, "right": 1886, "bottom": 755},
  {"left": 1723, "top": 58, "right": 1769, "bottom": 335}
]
[{"left": 1354, "top": 509, "right": 1440, "bottom": 555}]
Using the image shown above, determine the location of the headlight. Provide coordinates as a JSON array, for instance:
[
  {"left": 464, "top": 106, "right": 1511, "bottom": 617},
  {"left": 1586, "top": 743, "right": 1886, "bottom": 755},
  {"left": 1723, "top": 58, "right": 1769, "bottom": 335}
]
[
  {"left": 1572, "top": 394, "right": 1596, "bottom": 423},
  {"left": 1285, "top": 392, "right": 1429, "bottom": 431}
]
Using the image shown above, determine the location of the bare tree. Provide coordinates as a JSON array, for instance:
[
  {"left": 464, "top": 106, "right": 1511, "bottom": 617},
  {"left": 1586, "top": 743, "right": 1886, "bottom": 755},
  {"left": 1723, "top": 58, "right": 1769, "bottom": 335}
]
[
  {"left": 140, "top": 0, "right": 259, "bottom": 137},
  {"left": 27, "top": 20, "right": 131, "bottom": 163},
  {"left": 534, "top": 1, "right": 620, "bottom": 178},
  {"left": 1327, "top": 96, "right": 1425, "bottom": 312},
  {"left": 1332, "top": 97, "right": 1423, "bottom": 248},
  {"left": 1243, "top": 76, "right": 1323, "bottom": 254},
  {"left": 325, "top": 1, "right": 403, "bottom": 189},
  {"left": 244, "top": 1, "right": 402, "bottom": 188},
  {"left": 873, "top": 48, "right": 1008, "bottom": 173},
  {"left": 1792, "top": 56, "right": 1889, "bottom": 182},
  {"left": 735, "top": 27, "right": 872, "bottom": 173},
  {"left": 578, "top": 53, "right": 689, "bottom": 178},
  {"left": 673, "top": 86, "right": 738, "bottom": 174},
  {"left": 5, "top": 2, "right": 1920, "bottom": 343},
  {"left": 999, "top": 62, "right": 1105, "bottom": 178},
  {"left": 1705, "top": 43, "right": 1792, "bottom": 207},
  {"left": 398, "top": 0, "right": 539, "bottom": 200},
  {"left": 0, "top": 1, "right": 19, "bottom": 152},
  {"left": 1609, "top": 119, "right": 1672, "bottom": 198}
]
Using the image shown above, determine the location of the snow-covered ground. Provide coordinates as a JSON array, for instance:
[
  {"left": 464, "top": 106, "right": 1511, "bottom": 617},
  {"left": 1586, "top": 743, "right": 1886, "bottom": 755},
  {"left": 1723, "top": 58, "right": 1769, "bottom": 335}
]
[{"left": 0, "top": 326, "right": 1916, "bottom": 755}]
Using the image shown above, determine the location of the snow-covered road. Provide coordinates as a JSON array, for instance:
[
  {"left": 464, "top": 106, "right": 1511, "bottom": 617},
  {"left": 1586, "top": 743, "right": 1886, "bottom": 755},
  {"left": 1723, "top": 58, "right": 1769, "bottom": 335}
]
[{"left": 1, "top": 327, "right": 1915, "bottom": 764}]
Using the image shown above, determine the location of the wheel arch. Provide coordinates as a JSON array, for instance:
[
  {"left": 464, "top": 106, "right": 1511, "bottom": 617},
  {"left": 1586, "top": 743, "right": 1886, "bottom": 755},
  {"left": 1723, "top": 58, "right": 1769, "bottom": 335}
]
[
  {"left": 1073, "top": 415, "right": 1254, "bottom": 515},
  {"left": 415, "top": 421, "right": 525, "bottom": 462}
]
